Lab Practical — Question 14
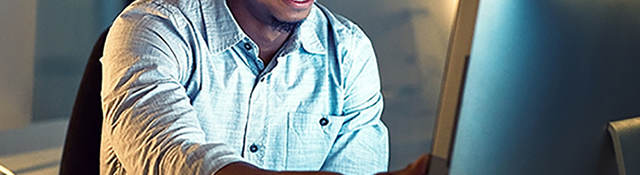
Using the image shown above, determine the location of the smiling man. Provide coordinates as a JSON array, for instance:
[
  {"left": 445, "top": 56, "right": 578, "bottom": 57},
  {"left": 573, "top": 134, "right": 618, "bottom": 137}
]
[{"left": 100, "top": 0, "right": 390, "bottom": 174}]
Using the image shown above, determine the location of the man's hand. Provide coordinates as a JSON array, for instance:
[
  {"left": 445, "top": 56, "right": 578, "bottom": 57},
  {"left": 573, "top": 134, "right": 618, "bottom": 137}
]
[{"left": 376, "top": 154, "right": 430, "bottom": 175}]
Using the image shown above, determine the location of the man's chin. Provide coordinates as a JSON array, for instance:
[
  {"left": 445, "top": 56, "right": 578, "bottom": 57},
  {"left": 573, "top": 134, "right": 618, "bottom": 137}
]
[
  {"left": 274, "top": 15, "right": 308, "bottom": 24},
  {"left": 273, "top": 8, "right": 312, "bottom": 23}
]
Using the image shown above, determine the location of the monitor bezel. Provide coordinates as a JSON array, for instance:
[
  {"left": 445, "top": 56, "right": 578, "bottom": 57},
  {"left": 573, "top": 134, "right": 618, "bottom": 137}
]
[{"left": 428, "top": 0, "right": 480, "bottom": 174}]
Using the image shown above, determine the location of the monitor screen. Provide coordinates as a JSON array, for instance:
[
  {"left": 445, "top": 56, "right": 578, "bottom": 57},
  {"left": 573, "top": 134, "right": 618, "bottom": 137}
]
[{"left": 432, "top": 0, "right": 640, "bottom": 175}]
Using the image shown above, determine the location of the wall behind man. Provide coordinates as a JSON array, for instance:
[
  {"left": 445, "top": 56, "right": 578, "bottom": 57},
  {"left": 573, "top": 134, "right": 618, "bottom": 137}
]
[
  {"left": 320, "top": 0, "right": 458, "bottom": 170},
  {"left": 31, "top": 0, "right": 124, "bottom": 122},
  {"left": 0, "top": 0, "right": 125, "bottom": 131},
  {"left": 0, "top": 0, "right": 37, "bottom": 131}
]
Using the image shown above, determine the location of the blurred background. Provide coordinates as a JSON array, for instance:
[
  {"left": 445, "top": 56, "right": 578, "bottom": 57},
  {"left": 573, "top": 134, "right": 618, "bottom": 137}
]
[{"left": 0, "top": 0, "right": 458, "bottom": 174}]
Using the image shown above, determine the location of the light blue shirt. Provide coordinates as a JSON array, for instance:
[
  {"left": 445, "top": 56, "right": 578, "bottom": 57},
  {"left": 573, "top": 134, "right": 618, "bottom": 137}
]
[{"left": 100, "top": 0, "right": 388, "bottom": 174}]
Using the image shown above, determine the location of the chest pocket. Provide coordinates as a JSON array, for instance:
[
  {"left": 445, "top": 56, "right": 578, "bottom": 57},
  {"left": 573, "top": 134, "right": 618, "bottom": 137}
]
[{"left": 285, "top": 112, "right": 345, "bottom": 170}]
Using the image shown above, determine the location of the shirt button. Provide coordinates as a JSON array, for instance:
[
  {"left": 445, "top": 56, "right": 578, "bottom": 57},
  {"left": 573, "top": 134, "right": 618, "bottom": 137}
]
[
  {"left": 319, "top": 118, "right": 329, "bottom": 126},
  {"left": 249, "top": 144, "right": 259, "bottom": 153},
  {"left": 244, "top": 43, "right": 253, "bottom": 50},
  {"left": 260, "top": 77, "right": 266, "bottom": 82}
]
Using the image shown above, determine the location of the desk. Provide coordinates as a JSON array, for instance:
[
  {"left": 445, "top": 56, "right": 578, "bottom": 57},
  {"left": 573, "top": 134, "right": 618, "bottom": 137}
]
[{"left": 0, "top": 119, "right": 67, "bottom": 175}]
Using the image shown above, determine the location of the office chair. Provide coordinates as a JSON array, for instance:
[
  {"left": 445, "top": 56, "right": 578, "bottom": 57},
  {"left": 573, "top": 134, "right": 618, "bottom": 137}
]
[{"left": 59, "top": 28, "right": 109, "bottom": 175}]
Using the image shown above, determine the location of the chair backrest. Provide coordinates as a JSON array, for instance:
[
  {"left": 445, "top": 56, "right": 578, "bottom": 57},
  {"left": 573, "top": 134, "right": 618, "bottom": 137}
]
[{"left": 59, "top": 29, "right": 109, "bottom": 175}]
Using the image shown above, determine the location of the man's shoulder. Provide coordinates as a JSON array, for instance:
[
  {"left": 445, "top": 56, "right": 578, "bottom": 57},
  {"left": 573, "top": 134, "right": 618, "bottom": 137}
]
[
  {"left": 308, "top": 4, "right": 376, "bottom": 73},
  {"left": 113, "top": 0, "right": 210, "bottom": 40},
  {"left": 121, "top": 0, "right": 202, "bottom": 19},
  {"left": 313, "top": 3, "right": 369, "bottom": 41}
]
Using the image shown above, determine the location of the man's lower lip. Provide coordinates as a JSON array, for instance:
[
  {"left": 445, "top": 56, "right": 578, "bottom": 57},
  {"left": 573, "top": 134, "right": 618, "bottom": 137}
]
[{"left": 283, "top": 0, "right": 314, "bottom": 9}]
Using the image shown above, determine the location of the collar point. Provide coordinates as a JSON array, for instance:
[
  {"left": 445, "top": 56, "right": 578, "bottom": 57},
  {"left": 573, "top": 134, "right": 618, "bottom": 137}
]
[{"left": 301, "top": 43, "right": 327, "bottom": 55}]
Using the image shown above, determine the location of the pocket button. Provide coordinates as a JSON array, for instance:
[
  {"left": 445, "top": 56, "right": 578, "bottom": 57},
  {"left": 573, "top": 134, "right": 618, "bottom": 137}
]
[
  {"left": 319, "top": 118, "right": 329, "bottom": 126},
  {"left": 249, "top": 144, "right": 259, "bottom": 152}
]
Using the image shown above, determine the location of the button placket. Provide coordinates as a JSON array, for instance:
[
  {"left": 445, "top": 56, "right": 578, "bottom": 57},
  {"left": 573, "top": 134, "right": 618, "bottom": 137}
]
[
  {"left": 238, "top": 41, "right": 264, "bottom": 74},
  {"left": 244, "top": 75, "right": 269, "bottom": 160}
]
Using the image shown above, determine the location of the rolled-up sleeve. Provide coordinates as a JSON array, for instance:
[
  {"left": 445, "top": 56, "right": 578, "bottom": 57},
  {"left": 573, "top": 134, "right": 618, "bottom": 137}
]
[
  {"left": 99, "top": 6, "right": 245, "bottom": 175},
  {"left": 320, "top": 26, "right": 389, "bottom": 174}
]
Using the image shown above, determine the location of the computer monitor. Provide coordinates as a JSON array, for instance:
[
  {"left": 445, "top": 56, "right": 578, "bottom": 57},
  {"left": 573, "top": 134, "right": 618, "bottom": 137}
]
[{"left": 429, "top": 0, "right": 640, "bottom": 175}]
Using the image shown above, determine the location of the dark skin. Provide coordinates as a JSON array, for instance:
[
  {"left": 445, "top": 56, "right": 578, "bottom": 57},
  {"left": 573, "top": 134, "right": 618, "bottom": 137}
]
[{"left": 218, "top": 0, "right": 430, "bottom": 174}]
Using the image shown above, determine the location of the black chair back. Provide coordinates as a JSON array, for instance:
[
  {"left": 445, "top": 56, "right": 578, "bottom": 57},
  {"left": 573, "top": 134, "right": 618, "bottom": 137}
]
[{"left": 59, "top": 29, "right": 109, "bottom": 175}]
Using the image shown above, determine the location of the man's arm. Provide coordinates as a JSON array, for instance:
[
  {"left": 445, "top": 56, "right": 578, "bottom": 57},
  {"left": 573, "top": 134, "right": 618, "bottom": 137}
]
[
  {"left": 319, "top": 27, "right": 389, "bottom": 174},
  {"left": 100, "top": 8, "right": 246, "bottom": 174}
]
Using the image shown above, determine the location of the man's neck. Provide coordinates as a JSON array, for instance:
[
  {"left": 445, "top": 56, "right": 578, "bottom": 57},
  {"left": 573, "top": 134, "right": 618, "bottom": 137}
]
[{"left": 227, "top": 0, "right": 292, "bottom": 63}]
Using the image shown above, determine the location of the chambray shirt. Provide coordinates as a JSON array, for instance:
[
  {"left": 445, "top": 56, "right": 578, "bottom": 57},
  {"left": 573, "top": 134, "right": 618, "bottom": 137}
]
[{"left": 100, "top": 0, "right": 388, "bottom": 174}]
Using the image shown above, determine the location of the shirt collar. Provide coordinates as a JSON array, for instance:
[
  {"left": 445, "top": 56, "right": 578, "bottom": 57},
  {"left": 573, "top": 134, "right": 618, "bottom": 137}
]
[
  {"left": 202, "top": 0, "right": 246, "bottom": 54},
  {"left": 295, "top": 6, "right": 326, "bottom": 55},
  {"left": 202, "top": 0, "right": 326, "bottom": 55}
]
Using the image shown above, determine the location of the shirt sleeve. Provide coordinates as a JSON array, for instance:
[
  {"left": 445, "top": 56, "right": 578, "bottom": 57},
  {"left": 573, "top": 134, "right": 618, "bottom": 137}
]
[
  {"left": 100, "top": 6, "right": 246, "bottom": 175},
  {"left": 319, "top": 26, "right": 390, "bottom": 174}
]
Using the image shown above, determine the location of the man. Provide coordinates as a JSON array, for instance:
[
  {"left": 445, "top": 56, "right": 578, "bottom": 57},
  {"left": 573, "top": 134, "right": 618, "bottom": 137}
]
[{"left": 100, "top": 0, "right": 427, "bottom": 174}]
